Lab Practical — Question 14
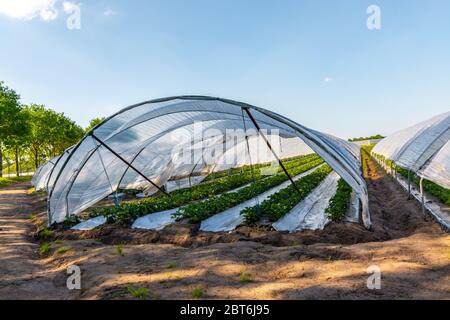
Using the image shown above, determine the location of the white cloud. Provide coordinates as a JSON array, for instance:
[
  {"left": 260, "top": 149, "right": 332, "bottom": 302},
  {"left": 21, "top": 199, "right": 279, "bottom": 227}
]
[
  {"left": 103, "top": 7, "right": 116, "bottom": 16},
  {"left": 323, "top": 77, "right": 333, "bottom": 83},
  {"left": 62, "top": 1, "right": 77, "bottom": 13},
  {"left": 0, "top": 0, "right": 58, "bottom": 21}
]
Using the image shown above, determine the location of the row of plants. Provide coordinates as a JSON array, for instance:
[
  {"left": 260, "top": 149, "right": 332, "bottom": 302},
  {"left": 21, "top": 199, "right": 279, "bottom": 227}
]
[
  {"left": 241, "top": 165, "right": 333, "bottom": 223},
  {"left": 325, "top": 179, "right": 353, "bottom": 222},
  {"left": 173, "top": 158, "right": 326, "bottom": 223},
  {"left": 395, "top": 166, "right": 450, "bottom": 206},
  {"left": 91, "top": 155, "right": 323, "bottom": 224},
  {"left": 203, "top": 153, "right": 318, "bottom": 182},
  {"left": 369, "top": 147, "right": 450, "bottom": 206}
]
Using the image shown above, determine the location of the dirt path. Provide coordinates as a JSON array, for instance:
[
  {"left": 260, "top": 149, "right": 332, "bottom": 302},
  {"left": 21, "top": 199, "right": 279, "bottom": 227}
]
[
  {"left": 0, "top": 182, "right": 77, "bottom": 299},
  {"left": 0, "top": 154, "right": 449, "bottom": 299}
]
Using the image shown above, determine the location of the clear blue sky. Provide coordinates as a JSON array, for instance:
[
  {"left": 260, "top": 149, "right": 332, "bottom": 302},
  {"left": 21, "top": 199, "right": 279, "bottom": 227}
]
[{"left": 0, "top": 0, "right": 449, "bottom": 139}]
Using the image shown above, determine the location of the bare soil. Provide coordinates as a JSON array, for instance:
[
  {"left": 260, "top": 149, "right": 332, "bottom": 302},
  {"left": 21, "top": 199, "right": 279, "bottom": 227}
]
[{"left": 0, "top": 154, "right": 449, "bottom": 300}]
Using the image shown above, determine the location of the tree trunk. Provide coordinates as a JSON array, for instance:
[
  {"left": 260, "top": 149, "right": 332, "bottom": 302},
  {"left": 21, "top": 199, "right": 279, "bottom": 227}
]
[
  {"left": 15, "top": 146, "right": 20, "bottom": 177},
  {"left": 0, "top": 147, "right": 3, "bottom": 178},
  {"left": 34, "top": 148, "right": 39, "bottom": 170}
]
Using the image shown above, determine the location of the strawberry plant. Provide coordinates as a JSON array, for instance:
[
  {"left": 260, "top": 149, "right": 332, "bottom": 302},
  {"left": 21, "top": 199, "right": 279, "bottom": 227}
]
[
  {"left": 173, "top": 159, "right": 325, "bottom": 223},
  {"left": 245, "top": 165, "right": 333, "bottom": 222},
  {"left": 325, "top": 179, "right": 352, "bottom": 222}
]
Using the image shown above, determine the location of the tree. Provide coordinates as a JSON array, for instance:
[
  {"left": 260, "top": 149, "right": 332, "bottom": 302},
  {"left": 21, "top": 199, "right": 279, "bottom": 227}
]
[
  {"left": 85, "top": 117, "right": 105, "bottom": 132},
  {"left": 24, "top": 105, "right": 84, "bottom": 169},
  {"left": 3, "top": 108, "right": 30, "bottom": 176},
  {"left": 0, "top": 82, "right": 22, "bottom": 177}
]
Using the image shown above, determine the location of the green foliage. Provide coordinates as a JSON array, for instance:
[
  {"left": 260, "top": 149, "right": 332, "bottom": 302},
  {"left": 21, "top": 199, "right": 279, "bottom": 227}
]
[
  {"left": 191, "top": 287, "right": 204, "bottom": 299},
  {"left": 325, "top": 179, "right": 353, "bottom": 222},
  {"left": 39, "top": 242, "right": 51, "bottom": 255},
  {"left": 92, "top": 155, "right": 322, "bottom": 224},
  {"left": 85, "top": 117, "right": 106, "bottom": 132},
  {"left": 37, "top": 227, "right": 54, "bottom": 240},
  {"left": 0, "top": 176, "right": 31, "bottom": 187},
  {"left": 63, "top": 215, "right": 81, "bottom": 228},
  {"left": 174, "top": 158, "right": 325, "bottom": 223},
  {"left": 55, "top": 246, "right": 71, "bottom": 255},
  {"left": 348, "top": 134, "right": 385, "bottom": 142},
  {"left": 251, "top": 165, "right": 333, "bottom": 222},
  {"left": 127, "top": 286, "right": 148, "bottom": 300},
  {"left": 239, "top": 272, "right": 253, "bottom": 283},
  {"left": 116, "top": 244, "right": 124, "bottom": 256},
  {"left": 395, "top": 166, "right": 450, "bottom": 206}
]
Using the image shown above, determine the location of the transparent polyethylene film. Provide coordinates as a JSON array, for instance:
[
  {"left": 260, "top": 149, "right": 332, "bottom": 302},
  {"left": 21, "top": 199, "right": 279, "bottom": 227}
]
[
  {"left": 372, "top": 111, "right": 450, "bottom": 190},
  {"left": 32, "top": 156, "right": 59, "bottom": 191},
  {"left": 372, "top": 112, "right": 450, "bottom": 166},
  {"left": 419, "top": 140, "right": 450, "bottom": 189},
  {"left": 48, "top": 97, "right": 370, "bottom": 228}
]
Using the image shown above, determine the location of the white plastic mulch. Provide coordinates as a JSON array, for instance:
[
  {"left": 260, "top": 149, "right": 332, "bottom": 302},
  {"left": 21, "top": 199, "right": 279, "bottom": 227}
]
[
  {"left": 71, "top": 216, "right": 107, "bottom": 231},
  {"left": 131, "top": 178, "right": 263, "bottom": 231},
  {"left": 272, "top": 171, "right": 340, "bottom": 232},
  {"left": 199, "top": 165, "right": 326, "bottom": 232}
]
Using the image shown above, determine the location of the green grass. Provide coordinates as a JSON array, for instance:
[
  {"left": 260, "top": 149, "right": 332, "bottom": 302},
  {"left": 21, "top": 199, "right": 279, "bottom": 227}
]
[
  {"left": 127, "top": 286, "right": 148, "bottom": 299},
  {"left": 0, "top": 176, "right": 31, "bottom": 188},
  {"left": 239, "top": 272, "right": 253, "bottom": 283},
  {"left": 116, "top": 244, "right": 124, "bottom": 256},
  {"left": 39, "top": 242, "right": 51, "bottom": 255},
  {"left": 191, "top": 287, "right": 204, "bottom": 299},
  {"left": 165, "top": 263, "right": 177, "bottom": 269},
  {"left": 37, "top": 227, "right": 54, "bottom": 240},
  {"left": 55, "top": 246, "right": 71, "bottom": 255}
]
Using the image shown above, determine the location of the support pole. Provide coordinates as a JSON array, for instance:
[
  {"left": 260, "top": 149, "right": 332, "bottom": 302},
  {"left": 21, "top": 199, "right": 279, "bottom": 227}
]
[
  {"left": 407, "top": 170, "right": 411, "bottom": 200},
  {"left": 89, "top": 133, "right": 170, "bottom": 197},
  {"left": 419, "top": 177, "right": 425, "bottom": 217},
  {"left": 243, "top": 107, "right": 302, "bottom": 196}
]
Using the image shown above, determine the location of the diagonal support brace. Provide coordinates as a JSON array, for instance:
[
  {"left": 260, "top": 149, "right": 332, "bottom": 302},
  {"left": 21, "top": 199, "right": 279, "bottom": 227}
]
[
  {"left": 243, "top": 107, "right": 303, "bottom": 196},
  {"left": 89, "top": 133, "right": 170, "bottom": 197}
]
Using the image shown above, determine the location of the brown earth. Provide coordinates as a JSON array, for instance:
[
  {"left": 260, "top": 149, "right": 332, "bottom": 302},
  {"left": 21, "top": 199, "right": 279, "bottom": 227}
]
[{"left": 0, "top": 153, "right": 449, "bottom": 300}]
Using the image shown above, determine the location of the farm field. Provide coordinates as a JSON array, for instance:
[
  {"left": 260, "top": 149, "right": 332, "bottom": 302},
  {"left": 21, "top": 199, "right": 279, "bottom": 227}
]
[{"left": 0, "top": 152, "right": 448, "bottom": 300}]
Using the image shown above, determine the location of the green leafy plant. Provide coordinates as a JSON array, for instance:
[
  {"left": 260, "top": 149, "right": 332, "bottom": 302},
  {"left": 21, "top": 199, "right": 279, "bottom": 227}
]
[
  {"left": 127, "top": 286, "right": 148, "bottom": 299},
  {"left": 243, "top": 165, "right": 333, "bottom": 222},
  {"left": 63, "top": 215, "right": 80, "bottom": 228},
  {"left": 116, "top": 244, "right": 124, "bottom": 256},
  {"left": 91, "top": 155, "right": 322, "bottom": 225},
  {"left": 325, "top": 179, "right": 353, "bottom": 222},
  {"left": 239, "top": 272, "right": 253, "bottom": 283},
  {"left": 55, "top": 246, "right": 71, "bottom": 255},
  {"left": 174, "top": 158, "right": 325, "bottom": 223},
  {"left": 39, "top": 242, "right": 51, "bottom": 255},
  {"left": 191, "top": 287, "right": 204, "bottom": 299},
  {"left": 37, "top": 227, "right": 54, "bottom": 240}
]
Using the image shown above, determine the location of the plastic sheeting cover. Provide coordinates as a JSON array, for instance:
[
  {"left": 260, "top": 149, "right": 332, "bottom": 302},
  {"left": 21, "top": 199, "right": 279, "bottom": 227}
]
[
  {"left": 372, "top": 111, "right": 450, "bottom": 189},
  {"left": 272, "top": 171, "right": 339, "bottom": 232},
  {"left": 48, "top": 96, "right": 370, "bottom": 229}
]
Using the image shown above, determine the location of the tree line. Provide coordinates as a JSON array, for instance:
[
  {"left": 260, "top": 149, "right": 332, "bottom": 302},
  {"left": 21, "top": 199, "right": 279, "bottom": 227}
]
[{"left": 0, "top": 81, "right": 103, "bottom": 177}]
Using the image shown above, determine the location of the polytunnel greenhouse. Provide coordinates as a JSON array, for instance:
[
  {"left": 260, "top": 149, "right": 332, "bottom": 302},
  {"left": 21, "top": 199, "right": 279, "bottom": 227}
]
[
  {"left": 372, "top": 111, "right": 450, "bottom": 229},
  {"left": 38, "top": 96, "right": 371, "bottom": 231},
  {"left": 372, "top": 111, "right": 450, "bottom": 189}
]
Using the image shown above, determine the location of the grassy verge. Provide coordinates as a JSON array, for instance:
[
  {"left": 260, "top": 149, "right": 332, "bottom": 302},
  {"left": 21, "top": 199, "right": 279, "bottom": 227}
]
[{"left": 0, "top": 176, "right": 32, "bottom": 188}]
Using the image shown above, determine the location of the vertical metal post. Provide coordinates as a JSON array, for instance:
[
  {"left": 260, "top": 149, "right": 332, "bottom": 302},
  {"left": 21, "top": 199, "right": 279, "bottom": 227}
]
[
  {"left": 407, "top": 170, "right": 411, "bottom": 200},
  {"left": 419, "top": 177, "right": 425, "bottom": 216}
]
